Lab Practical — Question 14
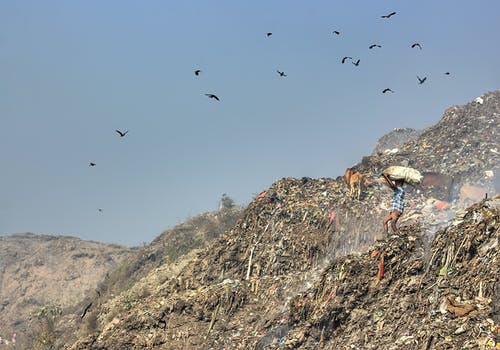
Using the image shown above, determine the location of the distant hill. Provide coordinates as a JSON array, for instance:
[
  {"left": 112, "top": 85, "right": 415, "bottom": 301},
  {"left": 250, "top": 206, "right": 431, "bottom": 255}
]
[
  {"left": 0, "top": 233, "right": 134, "bottom": 348},
  {"left": 61, "top": 91, "right": 499, "bottom": 349}
]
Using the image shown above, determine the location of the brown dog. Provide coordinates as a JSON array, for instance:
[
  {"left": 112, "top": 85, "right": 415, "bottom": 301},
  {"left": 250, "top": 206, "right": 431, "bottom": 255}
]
[
  {"left": 344, "top": 167, "right": 363, "bottom": 199},
  {"left": 343, "top": 167, "right": 355, "bottom": 186}
]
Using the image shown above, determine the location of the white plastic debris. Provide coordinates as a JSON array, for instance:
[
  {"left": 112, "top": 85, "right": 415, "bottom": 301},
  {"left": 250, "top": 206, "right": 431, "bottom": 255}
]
[
  {"left": 484, "top": 170, "right": 494, "bottom": 178},
  {"left": 383, "top": 148, "right": 399, "bottom": 155}
]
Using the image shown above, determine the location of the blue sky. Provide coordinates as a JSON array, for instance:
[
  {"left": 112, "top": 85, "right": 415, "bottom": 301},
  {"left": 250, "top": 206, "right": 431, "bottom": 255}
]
[{"left": 1, "top": 1, "right": 499, "bottom": 246}]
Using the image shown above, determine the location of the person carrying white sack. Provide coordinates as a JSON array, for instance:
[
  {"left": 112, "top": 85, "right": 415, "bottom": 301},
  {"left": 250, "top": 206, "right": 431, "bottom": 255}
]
[{"left": 381, "top": 173, "right": 405, "bottom": 234}]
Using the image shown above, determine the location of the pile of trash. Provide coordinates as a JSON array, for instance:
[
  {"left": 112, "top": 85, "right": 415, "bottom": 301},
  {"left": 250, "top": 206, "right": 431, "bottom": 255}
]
[
  {"left": 65, "top": 91, "right": 500, "bottom": 350},
  {"left": 281, "top": 197, "right": 499, "bottom": 349},
  {"left": 369, "top": 91, "right": 499, "bottom": 197},
  {"left": 359, "top": 90, "right": 500, "bottom": 235},
  {"left": 371, "top": 127, "right": 422, "bottom": 156}
]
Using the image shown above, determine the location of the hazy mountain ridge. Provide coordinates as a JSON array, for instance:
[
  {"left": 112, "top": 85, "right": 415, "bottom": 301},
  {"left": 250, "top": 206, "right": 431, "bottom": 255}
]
[{"left": 0, "top": 233, "right": 135, "bottom": 347}]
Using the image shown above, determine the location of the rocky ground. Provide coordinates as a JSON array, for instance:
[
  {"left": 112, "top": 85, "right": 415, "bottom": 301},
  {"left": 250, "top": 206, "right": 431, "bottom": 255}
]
[{"left": 61, "top": 91, "right": 499, "bottom": 349}]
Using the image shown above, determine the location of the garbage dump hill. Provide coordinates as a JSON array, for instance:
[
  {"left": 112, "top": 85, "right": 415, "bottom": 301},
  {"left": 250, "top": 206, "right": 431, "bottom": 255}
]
[
  {"left": 371, "top": 127, "right": 422, "bottom": 156},
  {"left": 66, "top": 91, "right": 500, "bottom": 349},
  {"left": 369, "top": 90, "right": 499, "bottom": 192},
  {"left": 380, "top": 91, "right": 498, "bottom": 190},
  {"left": 360, "top": 89, "right": 499, "bottom": 234}
]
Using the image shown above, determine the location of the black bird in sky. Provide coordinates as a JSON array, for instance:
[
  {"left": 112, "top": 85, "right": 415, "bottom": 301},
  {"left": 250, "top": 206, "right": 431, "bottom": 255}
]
[
  {"left": 205, "top": 93, "right": 220, "bottom": 101},
  {"left": 382, "top": 88, "right": 394, "bottom": 93},
  {"left": 266, "top": 32, "right": 272, "bottom": 37},
  {"left": 98, "top": 208, "right": 103, "bottom": 213},
  {"left": 115, "top": 129, "right": 128, "bottom": 137},
  {"left": 194, "top": 69, "right": 201, "bottom": 76},
  {"left": 352, "top": 59, "right": 360, "bottom": 66},
  {"left": 89, "top": 162, "right": 96, "bottom": 167},
  {"left": 417, "top": 76, "right": 427, "bottom": 84},
  {"left": 381, "top": 11, "right": 396, "bottom": 19},
  {"left": 277, "top": 70, "right": 287, "bottom": 77},
  {"left": 445, "top": 72, "right": 451, "bottom": 75},
  {"left": 332, "top": 30, "right": 340, "bottom": 35},
  {"left": 369, "top": 44, "right": 382, "bottom": 49},
  {"left": 411, "top": 43, "right": 422, "bottom": 50},
  {"left": 341, "top": 56, "right": 352, "bottom": 64}
]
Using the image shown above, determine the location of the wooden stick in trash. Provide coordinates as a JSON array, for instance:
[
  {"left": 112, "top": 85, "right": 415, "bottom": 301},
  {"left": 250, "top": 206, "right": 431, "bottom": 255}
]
[
  {"left": 246, "top": 247, "right": 255, "bottom": 280},
  {"left": 442, "top": 245, "right": 454, "bottom": 277},
  {"left": 207, "top": 303, "right": 221, "bottom": 335},
  {"left": 322, "top": 222, "right": 332, "bottom": 236},
  {"left": 324, "top": 286, "right": 338, "bottom": 306},
  {"left": 319, "top": 325, "right": 325, "bottom": 345},
  {"left": 263, "top": 222, "right": 270, "bottom": 233},
  {"left": 424, "top": 334, "right": 434, "bottom": 350},
  {"left": 451, "top": 237, "right": 467, "bottom": 266}
]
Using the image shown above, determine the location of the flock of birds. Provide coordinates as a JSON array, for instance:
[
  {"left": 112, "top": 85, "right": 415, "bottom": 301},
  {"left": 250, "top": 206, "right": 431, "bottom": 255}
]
[
  {"left": 193, "top": 10, "right": 452, "bottom": 101},
  {"left": 89, "top": 9, "right": 453, "bottom": 213}
]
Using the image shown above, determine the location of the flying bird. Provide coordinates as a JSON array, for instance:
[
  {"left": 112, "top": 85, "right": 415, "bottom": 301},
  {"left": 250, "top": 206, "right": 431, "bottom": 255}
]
[
  {"left": 341, "top": 56, "right": 352, "bottom": 64},
  {"left": 352, "top": 59, "right": 360, "bottom": 66},
  {"left": 115, "top": 129, "right": 128, "bottom": 137},
  {"left": 411, "top": 43, "right": 422, "bottom": 50},
  {"left": 382, "top": 88, "right": 394, "bottom": 93},
  {"left": 98, "top": 208, "right": 103, "bottom": 213},
  {"left": 444, "top": 72, "right": 451, "bottom": 75},
  {"left": 277, "top": 70, "right": 287, "bottom": 77},
  {"left": 381, "top": 11, "right": 396, "bottom": 18},
  {"left": 194, "top": 69, "right": 201, "bottom": 76},
  {"left": 417, "top": 76, "right": 427, "bottom": 84},
  {"left": 369, "top": 44, "right": 382, "bottom": 49},
  {"left": 205, "top": 94, "right": 220, "bottom": 101},
  {"left": 332, "top": 30, "right": 340, "bottom": 35},
  {"left": 89, "top": 162, "right": 96, "bottom": 167},
  {"left": 266, "top": 32, "right": 272, "bottom": 37}
]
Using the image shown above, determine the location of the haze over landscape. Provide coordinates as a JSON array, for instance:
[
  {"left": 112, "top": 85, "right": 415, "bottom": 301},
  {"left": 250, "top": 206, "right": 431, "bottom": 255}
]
[{"left": 1, "top": 1, "right": 499, "bottom": 246}]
